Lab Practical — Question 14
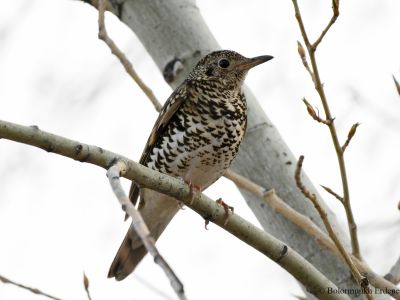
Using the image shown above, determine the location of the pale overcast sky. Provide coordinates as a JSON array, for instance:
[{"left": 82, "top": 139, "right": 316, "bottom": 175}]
[{"left": 0, "top": 1, "right": 399, "bottom": 299}]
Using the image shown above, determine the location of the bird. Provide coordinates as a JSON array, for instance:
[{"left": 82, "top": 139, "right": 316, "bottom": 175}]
[{"left": 108, "top": 50, "right": 273, "bottom": 280}]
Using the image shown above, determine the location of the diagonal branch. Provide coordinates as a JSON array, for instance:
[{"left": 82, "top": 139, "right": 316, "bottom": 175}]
[
  {"left": 225, "top": 169, "right": 400, "bottom": 299},
  {"left": 0, "top": 119, "right": 350, "bottom": 300},
  {"left": 0, "top": 274, "right": 62, "bottom": 300},
  {"left": 96, "top": 0, "right": 162, "bottom": 112},
  {"left": 393, "top": 75, "right": 400, "bottom": 96},
  {"left": 295, "top": 156, "right": 373, "bottom": 300},
  {"left": 107, "top": 162, "right": 186, "bottom": 299},
  {"left": 312, "top": 0, "right": 340, "bottom": 50}
]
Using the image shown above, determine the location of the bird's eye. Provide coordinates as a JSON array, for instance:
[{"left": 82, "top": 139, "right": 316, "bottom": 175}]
[{"left": 218, "top": 59, "right": 230, "bottom": 68}]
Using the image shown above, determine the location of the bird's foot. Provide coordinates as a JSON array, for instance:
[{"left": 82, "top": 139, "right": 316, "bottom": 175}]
[
  {"left": 177, "top": 181, "right": 201, "bottom": 209},
  {"left": 188, "top": 181, "right": 201, "bottom": 206},
  {"left": 216, "top": 198, "right": 234, "bottom": 226}
]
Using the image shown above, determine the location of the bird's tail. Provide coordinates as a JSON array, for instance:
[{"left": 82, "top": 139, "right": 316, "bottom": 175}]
[{"left": 108, "top": 190, "right": 180, "bottom": 281}]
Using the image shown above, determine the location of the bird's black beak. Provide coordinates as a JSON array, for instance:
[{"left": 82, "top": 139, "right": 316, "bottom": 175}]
[{"left": 237, "top": 55, "right": 274, "bottom": 71}]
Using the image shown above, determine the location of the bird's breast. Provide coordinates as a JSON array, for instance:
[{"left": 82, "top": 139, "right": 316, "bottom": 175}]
[{"left": 147, "top": 88, "right": 247, "bottom": 189}]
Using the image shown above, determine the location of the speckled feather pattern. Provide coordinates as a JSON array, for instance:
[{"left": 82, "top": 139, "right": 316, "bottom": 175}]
[
  {"left": 146, "top": 78, "right": 247, "bottom": 190},
  {"left": 108, "top": 50, "right": 272, "bottom": 280}
]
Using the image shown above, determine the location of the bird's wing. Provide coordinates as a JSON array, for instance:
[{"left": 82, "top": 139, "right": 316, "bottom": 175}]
[{"left": 128, "top": 81, "right": 189, "bottom": 206}]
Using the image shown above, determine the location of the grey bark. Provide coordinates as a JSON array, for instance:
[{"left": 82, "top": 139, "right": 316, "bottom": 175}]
[{"left": 100, "top": 0, "right": 388, "bottom": 299}]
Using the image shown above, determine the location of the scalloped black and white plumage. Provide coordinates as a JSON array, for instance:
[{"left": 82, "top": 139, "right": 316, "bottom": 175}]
[{"left": 108, "top": 50, "right": 273, "bottom": 280}]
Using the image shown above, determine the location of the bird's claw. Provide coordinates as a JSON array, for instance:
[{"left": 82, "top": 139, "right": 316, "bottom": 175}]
[
  {"left": 188, "top": 181, "right": 201, "bottom": 205},
  {"left": 216, "top": 198, "right": 234, "bottom": 226}
]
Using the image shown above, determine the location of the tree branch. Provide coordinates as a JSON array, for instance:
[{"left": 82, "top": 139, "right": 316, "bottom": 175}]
[
  {"left": 295, "top": 156, "right": 373, "bottom": 300},
  {"left": 107, "top": 162, "right": 186, "bottom": 299},
  {"left": 0, "top": 119, "right": 350, "bottom": 300},
  {"left": 341, "top": 123, "right": 360, "bottom": 153},
  {"left": 291, "top": 0, "right": 361, "bottom": 260},
  {"left": 320, "top": 185, "right": 343, "bottom": 203},
  {"left": 96, "top": 0, "right": 162, "bottom": 112},
  {"left": 0, "top": 274, "right": 62, "bottom": 300},
  {"left": 82, "top": 272, "right": 92, "bottom": 300},
  {"left": 225, "top": 169, "right": 400, "bottom": 299}
]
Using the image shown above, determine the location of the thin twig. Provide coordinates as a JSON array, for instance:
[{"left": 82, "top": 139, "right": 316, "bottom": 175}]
[
  {"left": 0, "top": 119, "right": 352, "bottom": 300},
  {"left": 393, "top": 75, "right": 400, "bottom": 96},
  {"left": 302, "top": 98, "right": 332, "bottom": 125},
  {"left": 225, "top": 169, "right": 400, "bottom": 299},
  {"left": 311, "top": 0, "right": 340, "bottom": 50},
  {"left": 341, "top": 123, "right": 360, "bottom": 152},
  {"left": 292, "top": 0, "right": 361, "bottom": 259},
  {"left": 224, "top": 169, "right": 343, "bottom": 256},
  {"left": 107, "top": 162, "right": 186, "bottom": 300},
  {"left": 96, "top": 0, "right": 162, "bottom": 112},
  {"left": 0, "top": 274, "right": 62, "bottom": 300},
  {"left": 83, "top": 272, "right": 92, "bottom": 300},
  {"left": 295, "top": 156, "right": 373, "bottom": 300},
  {"left": 297, "top": 41, "right": 315, "bottom": 83},
  {"left": 320, "top": 185, "right": 343, "bottom": 203}
]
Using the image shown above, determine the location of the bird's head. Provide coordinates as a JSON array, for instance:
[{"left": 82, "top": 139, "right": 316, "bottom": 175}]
[{"left": 189, "top": 50, "right": 273, "bottom": 89}]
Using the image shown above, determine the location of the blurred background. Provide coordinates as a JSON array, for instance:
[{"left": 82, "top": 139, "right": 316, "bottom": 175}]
[{"left": 0, "top": 0, "right": 399, "bottom": 299}]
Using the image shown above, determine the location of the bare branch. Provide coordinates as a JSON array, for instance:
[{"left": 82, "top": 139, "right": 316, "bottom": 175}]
[
  {"left": 341, "top": 123, "right": 360, "bottom": 152},
  {"left": 320, "top": 185, "right": 343, "bottom": 203},
  {"left": 83, "top": 272, "right": 92, "bottom": 300},
  {"left": 96, "top": 0, "right": 162, "bottom": 112},
  {"left": 312, "top": 0, "right": 340, "bottom": 50},
  {"left": 107, "top": 162, "right": 186, "bottom": 299},
  {"left": 297, "top": 41, "right": 315, "bottom": 83},
  {"left": 0, "top": 119, "right": 351, "bottom": 300},
  {"left": 0, "top": 274, "right": 62, "bottom": 300},
  {"left": 225, "top": 169, "right": 400, "bottom": 299},
  {"left": 302, "top": 98, "right": 332, "bottom": 125},
  {"left": 291, "top": 0, "right": 361, "bottom": 259},
  {"left": 295, "top": 156, "right": 373, "bottom": 300},
  {"left": 393, "top": 75, "right": 400, "bottom": 96}
]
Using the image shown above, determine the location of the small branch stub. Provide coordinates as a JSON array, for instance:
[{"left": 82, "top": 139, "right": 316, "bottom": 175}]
[
  {"left": 320, "top": 185, "right": 343, "bottom": 203},
  {"left": 83, "top": 272, "right": 92, "bottom": 300},
  {"left": 341, "top": 123, "right": 360, "bottom": 152},
  {"left": 297, "top": 41, "right": 315, "bottom": 83},
  {"left": 302, "top": 98, "right": 332, "bottom": 125}
]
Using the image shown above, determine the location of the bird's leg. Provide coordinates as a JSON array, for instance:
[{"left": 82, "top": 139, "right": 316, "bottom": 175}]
[
  {"left": 216, "top": 198, "right": 234, "bottom": 226},
  {"left": 176, "top": 178, "right": 201, "bottom": 208},
  {"left": 188, "top": 181, "right": 201, "bottom": 205}
]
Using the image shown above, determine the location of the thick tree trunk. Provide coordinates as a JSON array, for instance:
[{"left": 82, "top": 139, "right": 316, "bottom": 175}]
[{"left": 99, "top": 0, "right": 388, "bottom": 298}]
